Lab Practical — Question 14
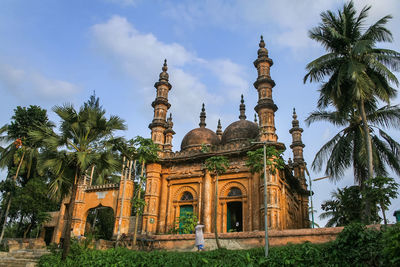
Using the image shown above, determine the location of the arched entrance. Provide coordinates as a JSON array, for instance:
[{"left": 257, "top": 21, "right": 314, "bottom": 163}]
[
  {"left": 178, "top": 191, "right": 195, "bottom": 233},
  {"left": 86, "top": 206, "right": 115, "bottom": 240},
  {"left": 227, "top": 202, "right": 242, "bottom": 232}
]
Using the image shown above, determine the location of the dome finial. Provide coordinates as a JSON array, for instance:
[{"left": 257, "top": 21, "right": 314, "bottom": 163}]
[
  {"left": 199, "top": 103, "right": 206, "bottom": 128},
  {"left": 239, "top": 94, "right": 246, "bottom": 120},
  {"left": 216, "top": 119, "right": 222, "bottom": 137},
  {"left": 254, "top": 113, "right": 258, "bottom": 124}
]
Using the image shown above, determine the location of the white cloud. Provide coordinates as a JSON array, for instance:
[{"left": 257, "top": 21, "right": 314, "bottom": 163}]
[
  {"left": 90, "top": 15, "right": 246, "bottom": 126},
  {"left": 104, "top": 0, "right": 140, "bottom": 7},
  {"left": 163, "top": 0, "right": 400, "bottom": 54},
  {"left": 0, "top": 64, "right": 79, "bottom": 101}
]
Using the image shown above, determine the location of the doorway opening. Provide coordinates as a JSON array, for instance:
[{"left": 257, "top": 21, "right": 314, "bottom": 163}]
[
  {"left": 227, "top": 201, "right": 243, "bottom": 232},
  {"left": 86, "top": 206, "right": 115, "bottom": 240}
]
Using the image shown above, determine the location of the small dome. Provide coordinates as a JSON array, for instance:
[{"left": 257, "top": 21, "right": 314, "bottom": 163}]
[
  {"left": 181, "top": 127, "right": 220, "bottom": 151},
  {"left": 221, "top": 120, "right": 259, "bottom": 144}
]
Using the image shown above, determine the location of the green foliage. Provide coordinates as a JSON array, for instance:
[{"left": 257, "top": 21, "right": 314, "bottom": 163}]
[
  {"left": 246, "top": 146, "right": 284, "bottom": 178},
  {"left": 204, "top": 156, "right": 229, "bottom": 176},
  {"left": 365, "top": 176, "right": 399, "bottom": 217},
  {"left": 39, "top": 223, "right": 400, "bottom": 266},
  {"left": 176, "top": 211, "right": 197, "bottom": 234},
  {"left": 382, "top": 223, "right": 400, "bottom": 266},
  {"left": 320, "top": 186, "right": 379, "bottom": 227},
  {"left": 86, "top": 207, "right": 115, "bottom": 240}
]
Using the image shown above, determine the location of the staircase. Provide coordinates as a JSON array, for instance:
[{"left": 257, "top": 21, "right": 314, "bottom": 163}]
[{"left": 0, "top": 249, "right": 49, "bottom": 267}]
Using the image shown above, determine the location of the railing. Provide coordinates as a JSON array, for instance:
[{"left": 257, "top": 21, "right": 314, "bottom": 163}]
[{"left": 85, "top": 183, "right": 119, "bottom": 192}]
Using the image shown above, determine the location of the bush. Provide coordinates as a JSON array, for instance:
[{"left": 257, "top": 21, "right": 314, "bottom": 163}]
[{"left": 38, "top": 223, "right": 400, "bottom": 267}]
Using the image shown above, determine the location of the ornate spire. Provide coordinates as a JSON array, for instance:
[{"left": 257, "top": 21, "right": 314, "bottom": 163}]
[
  {"left": 216, "top": 119, "right": 222, "bottom": 138},
  {"left": 292, "top": 108, "right": 299, "bottom": 128},
  {"left": 239, "top": 94, "right": 246, "bottom": 120},
  {"left": 159, "top": 59, "right": 169, "bottom": 82},
  {"left": 199, "top": 103, "right": 206, "bottom": 128},
  {"left": 254, "top": 113, "right": 258, "bottom": 124},
  {"left": 257, "top": 35, "right": 268, "bottom": 58}
]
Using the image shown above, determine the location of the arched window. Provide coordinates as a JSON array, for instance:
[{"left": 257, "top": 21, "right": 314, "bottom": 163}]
[
  {"left": 228, "top": 187, "right": 242, "bottom": 197},
  {"left": 180, "top": 191, "right": 193, "bottom": 201}
]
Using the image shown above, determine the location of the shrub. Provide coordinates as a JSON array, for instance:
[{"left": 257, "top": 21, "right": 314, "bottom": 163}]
[{"left": 381, "top": 223, "right": 400, "bottom": 266}]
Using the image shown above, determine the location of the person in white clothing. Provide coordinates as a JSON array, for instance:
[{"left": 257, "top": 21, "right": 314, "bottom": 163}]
[{"left": 195, "top": 222, "right": 205, "bottom": 251}]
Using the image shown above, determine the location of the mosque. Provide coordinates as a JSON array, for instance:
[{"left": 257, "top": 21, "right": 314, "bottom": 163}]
[
  {"left": 142, "top": 36, "right": 309, "bottom": 234},
  {"left": 44, "top": 36, "right": 309, "bottom": 244}
]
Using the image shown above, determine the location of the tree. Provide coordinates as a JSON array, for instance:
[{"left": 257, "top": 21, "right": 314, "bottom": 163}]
[
  {"left": 131, "top": 136, "right": 158, "bottom": 246},
  {"left": 306, "top": 105, "right": 400, "bottom": 184},
  {"left": 365, "top": 176, "right": 398, "bottom": 225},
  {"left": 30, "top": 102, "right": 126, "bottom": 260},
  {"left": 320, "top": 186, "right": 379, "bottom": 227},
  {"left": 205, "top": 156, "right": 229, "bottom": 249},
  {"left": 304, "top": 1, "right": 400, "bottom": 185},
  {"left": 0, "top": 105, "right": 53, "bottom": 243}
]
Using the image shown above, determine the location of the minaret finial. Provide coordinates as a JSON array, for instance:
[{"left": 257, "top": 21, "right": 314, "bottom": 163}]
[
  {"left": 292, "top": 107, "right": 299, "bottom": 127},
  {"left": 254, "top": 113, "right": 258, "bottom": 124},
  {"left": 159, "top": 59, "right": 169, "bottom": 81},
  {"left": 199, "top": 103, "right": 206, "bottom": 128},
  {"left": 259, "top": 35, "right": 265, "bottom": 48},
  {"left": 239, "top": 94, "right": 246, "bottom": 120}
]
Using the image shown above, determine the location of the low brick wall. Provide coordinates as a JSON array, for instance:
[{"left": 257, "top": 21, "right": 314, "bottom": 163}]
[
  {"left": 4, "top": 238, "right": 46, "bottom": 252},
  {"left": 146, "top": 227, "right": 344, "bottom": 251}
]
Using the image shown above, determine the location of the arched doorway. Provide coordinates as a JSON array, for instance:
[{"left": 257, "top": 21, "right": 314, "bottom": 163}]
[
  {"left": 226, "top": 187, "right": 243, "bottom": 232},
  {"left": 178, "top": 191, "right": 195, "bottom": 233},
  {"left": 86, "top": 206, "right": 115, "bottom": 240}
]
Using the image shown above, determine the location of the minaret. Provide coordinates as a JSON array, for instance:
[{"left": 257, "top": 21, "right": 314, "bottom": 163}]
[
  {"left": 289, "top": 108, "right": 309, "bottom": 228},
  {"left": 216, "top": 119, "right": 222, "bottom": 140},
  {"left": 164, "top": 113, "right": 175, "bottom": 152},
  {"left": 289, "top": 108, "right": 305, "bottom": 163},
  {"left": 253, "top": 36, "right": 278, "bottom": 142},
  {"left": 239, "top": 94, "right": 246, "bottom": 120},
  {"left": 149, "top": 59, "right": 172, "bottom": 148}
]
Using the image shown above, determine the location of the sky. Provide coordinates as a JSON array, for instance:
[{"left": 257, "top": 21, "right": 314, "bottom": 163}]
[{"left": 0, "top": 0, "right": 399, "bottom": 226}]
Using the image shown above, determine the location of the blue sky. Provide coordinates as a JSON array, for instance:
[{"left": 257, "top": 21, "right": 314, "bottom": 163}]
[{"left": 1, "top": 0, "right": 399, "bottom": 226}]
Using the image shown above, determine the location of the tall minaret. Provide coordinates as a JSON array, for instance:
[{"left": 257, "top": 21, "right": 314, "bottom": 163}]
[
  {"left": 216, "top": 119, "right": 222, "bottom": 140},
  {"left": 289, "top": 108, "right": 305, "bottom": 164},
  {"left": 289, "top": 108, "right": 309, "bottom": 228},
  {"left": 253, "top": 36, "right": 278, "bottom": 142},
  {"left": 149, "top": 59, "right": 172, "bottom": 148}
]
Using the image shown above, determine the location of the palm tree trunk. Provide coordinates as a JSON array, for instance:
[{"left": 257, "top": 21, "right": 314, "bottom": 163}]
[
  {"left": 214, "top": 174, "right": 221, "bottom": 249},
  {"left": 0, "top": 151, "right": 25, "bottom": 244},
  {"left": 359, "top": 100, "right": 373, "bottom": 223},
  {"left": 61, "top": 169, "right": 79, "bottom": 260},
  {"left": 133, "top": 160, "right": 145, "bottom": 246},
  {"left": 380, "top": 202, "right": 387, "bottom": 225}
]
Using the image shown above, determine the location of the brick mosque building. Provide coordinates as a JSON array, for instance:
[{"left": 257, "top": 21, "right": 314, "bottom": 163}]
[
  {"left": 142, "top": 36, "right": 309, "bottom": 234},
  {"left": 44, "top": 36, "right": 309, "bottom": 244}
]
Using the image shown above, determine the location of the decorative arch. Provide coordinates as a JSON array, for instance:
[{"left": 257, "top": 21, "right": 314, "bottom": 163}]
[
  {"left": 220, "top": 181, "right": 247, "bottom": 197},
  {"left": 173, "top": 185, "right": 198, "bottom": 201}
]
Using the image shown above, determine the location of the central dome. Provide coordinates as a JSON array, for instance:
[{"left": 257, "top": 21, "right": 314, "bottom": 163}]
[
  {"left": 181, "top": 127, "right": 220, "bottom": 151},
  {"left": 180, "top": 103, "right": 220, "bottom": 151},
  {"left": 221, "top": 94, "right": 259, "bottom": 144},
  {"left": 221, "top": 120, "right": 259, "bottom": 144}
]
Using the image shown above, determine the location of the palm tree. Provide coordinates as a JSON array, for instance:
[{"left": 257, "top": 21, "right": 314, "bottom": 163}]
[
  {"left": 306, "top": 104, "right": 400, "bottom": 184},
  {"left": 205, "top": 156, "right": 229, "bottom": 249},
  {"left": 132, "top": 136, "right": 158, "bottom": 246},
  {"left": 304, "top": 1, "right": 400, "bottom": 182},
  {"left": 0, "top": 106, "right": 53, "bottom": 243},
  {"left": 30, "top": 103, "right": 126, "bottom": 260}
]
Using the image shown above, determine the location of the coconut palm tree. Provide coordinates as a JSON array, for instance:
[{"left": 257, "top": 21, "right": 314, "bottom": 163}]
[
  {"left": 0, "top": 106, "right": 53, "bottom": 244},
  {"left": 304, "top": 1, "right": 400, "bottom": 182},
  {"left": 205, "top": 156, "right": 229, "bottom": 249},
  {"left": 307, "top": 104, "right": 400, "bottom": 184},
  {"left": 30, "top": 103, "right": 126, "bottom": 260}
]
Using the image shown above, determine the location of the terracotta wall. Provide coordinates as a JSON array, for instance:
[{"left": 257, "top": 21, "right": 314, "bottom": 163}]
[{"left": 144, "top": 227, "right": 344, "bottom": 251}]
